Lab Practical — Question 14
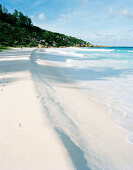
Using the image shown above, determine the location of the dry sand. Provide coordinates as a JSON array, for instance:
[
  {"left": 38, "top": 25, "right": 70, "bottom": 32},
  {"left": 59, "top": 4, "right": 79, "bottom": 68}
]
[{"left": 0, "top": 48, "right": 73, "bottom": 170}]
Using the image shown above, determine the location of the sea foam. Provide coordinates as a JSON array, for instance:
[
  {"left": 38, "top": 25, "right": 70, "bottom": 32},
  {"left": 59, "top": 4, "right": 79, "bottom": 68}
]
[{"left": 43, "top": 47, "right": 133, "bottom": 143}]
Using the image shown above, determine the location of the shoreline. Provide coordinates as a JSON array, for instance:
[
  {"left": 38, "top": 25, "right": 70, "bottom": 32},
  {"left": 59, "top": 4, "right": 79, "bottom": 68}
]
[
  {"left": 0, "top": 48, "right": 133, "bottom": 169},
  {"left": 0, "top": 45, "right": 110, "bottom": 52}
]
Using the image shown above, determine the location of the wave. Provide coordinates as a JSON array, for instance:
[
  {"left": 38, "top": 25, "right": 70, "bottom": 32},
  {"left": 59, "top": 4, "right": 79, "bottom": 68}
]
[
  {"left": 78, "top": 74, "right": 133, "bottom": 144},
  {"left": 65, "top": 58, "right": 130, "bottom": 69},
  {"left": 39, "top": 47, "right": 133, "bottom": 144},
  {"left": 69, "top": 47, "right": 114, "bottom": 52},
  {"left": 44, "top": 48, "right": 84, "bottom": 58},
  {"left": 66, "top": 58, "right": 97, "bottom": 68},
  {"left": 58, "top": 51, "right": 84, "bottom": 57}
]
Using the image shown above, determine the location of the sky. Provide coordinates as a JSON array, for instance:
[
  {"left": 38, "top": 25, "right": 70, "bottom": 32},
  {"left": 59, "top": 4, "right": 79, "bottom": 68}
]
[{"left": 1, "top": 0, "right": 133, "bottom": 46}]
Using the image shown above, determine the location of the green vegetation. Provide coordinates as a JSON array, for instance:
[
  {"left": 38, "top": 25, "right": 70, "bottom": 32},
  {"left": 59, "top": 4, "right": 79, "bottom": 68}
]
[
  {"left": 0, "top": 4, "right": 90, "bottom": 47},
  {"left": 0, "top": 45, "right": 10, "bottom": 52}
]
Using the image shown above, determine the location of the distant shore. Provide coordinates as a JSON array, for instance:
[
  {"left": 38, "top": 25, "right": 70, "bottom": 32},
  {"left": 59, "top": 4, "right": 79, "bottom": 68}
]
[
  {"left": 0, "top": 45, "right": 11, "bottom": 52},
  {"left": 37, "top": 44, "right": 109, "bottom": 48},
  {"left": 0, "top": 45, "right": 109, "bottom": 52}
]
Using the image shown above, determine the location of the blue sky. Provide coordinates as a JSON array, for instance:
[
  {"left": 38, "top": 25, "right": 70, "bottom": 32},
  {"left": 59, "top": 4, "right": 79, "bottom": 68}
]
[{"left": 1, "top": 0, "right": 133, "bottom": 46}]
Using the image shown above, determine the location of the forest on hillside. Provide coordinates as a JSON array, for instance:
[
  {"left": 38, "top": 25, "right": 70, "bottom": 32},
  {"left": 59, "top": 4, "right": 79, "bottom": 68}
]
[{"left": 0, "top": 4, "right": 90, "bottom": 47}]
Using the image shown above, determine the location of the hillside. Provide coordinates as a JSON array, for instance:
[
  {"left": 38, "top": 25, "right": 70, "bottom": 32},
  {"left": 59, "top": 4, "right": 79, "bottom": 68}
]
[{"left": 0, "top": 4, "right": 91, "bottom": 48}]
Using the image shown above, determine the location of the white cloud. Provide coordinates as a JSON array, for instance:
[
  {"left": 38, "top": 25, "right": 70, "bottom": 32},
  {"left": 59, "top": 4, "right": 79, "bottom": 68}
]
[
  {"left": 108, "top": 7, "right": 113, "bottom": 15},
  {"left": 83, "top": 0, "right": 88, "bottom": 4},
  {"left": 30, "top": 0, "right": 44, "bottom": 9},
  {"left": 120, "top": 8, "right": 133, "bottom": 19},
  {"left": 120, "top": 8, "right": 129, "bottom": 16},
  {"left": 31, "top": 15, "right": 35, "bottom": 20},
  {"left": 60, "top": 14, "right": 68, "bottom": 20},
  {"left": 38, "top": 13, "right": 45, "bottom": 20}
]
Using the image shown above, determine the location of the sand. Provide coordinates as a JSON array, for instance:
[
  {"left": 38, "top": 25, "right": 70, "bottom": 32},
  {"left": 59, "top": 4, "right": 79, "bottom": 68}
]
[
  {"left": 0, "top": 48, "right": 73, "bottom": 170},
  {"left": 0, "top": 48, "right": 133, "bottom": 170}
]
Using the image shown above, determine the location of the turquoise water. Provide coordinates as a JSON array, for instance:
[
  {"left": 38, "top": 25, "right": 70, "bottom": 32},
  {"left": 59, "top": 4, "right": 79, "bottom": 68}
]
[
  {"left": 73, "top": 47, "right": 133, "bottom": 144},
  {"left": 43, "top": 47, "right": 133, "bottom": 143}
]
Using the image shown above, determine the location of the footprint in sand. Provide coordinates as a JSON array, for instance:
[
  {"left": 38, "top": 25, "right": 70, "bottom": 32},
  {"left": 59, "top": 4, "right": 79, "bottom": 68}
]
[
  {"left": 19, "top": 123, "right": 22, "bottom": 128},
  {"left": 37, "top": 96, "right": 44, "bottom": 99}
]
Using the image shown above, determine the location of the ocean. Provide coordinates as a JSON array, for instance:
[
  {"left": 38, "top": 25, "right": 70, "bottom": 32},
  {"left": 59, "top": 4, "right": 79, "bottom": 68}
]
[{"left": 43, "top": 47, "right": 133, "bottom": 144}]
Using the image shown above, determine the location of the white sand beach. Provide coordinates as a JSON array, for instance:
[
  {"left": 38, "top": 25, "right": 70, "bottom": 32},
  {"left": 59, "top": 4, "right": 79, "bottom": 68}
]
[{"left": 0, "top": 48, "right": 133, "bottom": 170}]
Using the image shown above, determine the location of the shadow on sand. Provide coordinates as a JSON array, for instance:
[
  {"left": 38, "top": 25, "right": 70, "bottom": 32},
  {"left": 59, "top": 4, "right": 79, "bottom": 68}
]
[{"left": 55, "top": 128, "right": 91, "bottom": 170}]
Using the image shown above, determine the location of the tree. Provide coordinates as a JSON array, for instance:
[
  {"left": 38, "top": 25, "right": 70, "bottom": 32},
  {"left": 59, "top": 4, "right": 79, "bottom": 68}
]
[
  {"left": 0, "top": 4, "right": 2, "bottom": 12},
  {"left": 0, "top": 4, "right": 90, "bottom": 47},
  {"left": 3, "top": 6, "right": 8, "bottom": 14},
  {"left": 13, "top": 9, "right": 18, "bottom": 18},
  {"left": 17, "top": 12, "right": 26, "bottom": 26},
  {"left": 25, "top": 16, "right": 32, "bottom": 26},
  {"left": 28, "top": 41, "right": 38, "bottom": 47}
]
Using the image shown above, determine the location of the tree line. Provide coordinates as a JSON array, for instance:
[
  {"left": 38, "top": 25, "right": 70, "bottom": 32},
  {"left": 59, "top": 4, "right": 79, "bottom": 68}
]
[{"left": 0, "top": 4, "right": 90, "bottom": 47}]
